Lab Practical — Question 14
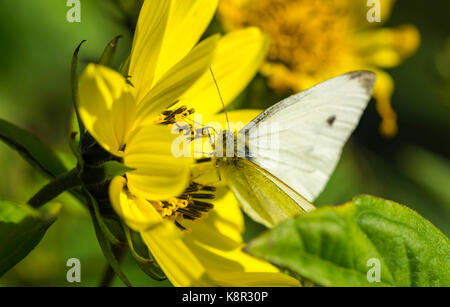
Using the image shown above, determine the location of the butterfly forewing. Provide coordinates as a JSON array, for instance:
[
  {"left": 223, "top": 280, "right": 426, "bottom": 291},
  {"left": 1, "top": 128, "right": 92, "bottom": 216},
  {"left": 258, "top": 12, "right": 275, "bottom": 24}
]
[{"left": 240, "top": 71, "right": 376, "bottom": 202}]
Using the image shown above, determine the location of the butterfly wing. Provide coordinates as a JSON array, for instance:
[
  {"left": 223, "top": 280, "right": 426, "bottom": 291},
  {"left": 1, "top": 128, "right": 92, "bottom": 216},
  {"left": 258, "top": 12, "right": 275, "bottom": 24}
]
[
  {"left": 219, "top": 158, "right": 315, "bottom": 228},
  {"left": 240, "top": 71, "right": 376, "bottom": 202}
]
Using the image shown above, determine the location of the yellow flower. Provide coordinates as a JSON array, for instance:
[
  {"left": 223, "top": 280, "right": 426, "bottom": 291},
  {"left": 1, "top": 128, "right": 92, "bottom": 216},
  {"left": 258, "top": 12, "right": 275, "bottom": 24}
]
[
  {"left": 78, "top": 0, "right": 298, "bottom": 286},
  {"left": 219, "top": 0, "right": 420, "bottom": 137}
]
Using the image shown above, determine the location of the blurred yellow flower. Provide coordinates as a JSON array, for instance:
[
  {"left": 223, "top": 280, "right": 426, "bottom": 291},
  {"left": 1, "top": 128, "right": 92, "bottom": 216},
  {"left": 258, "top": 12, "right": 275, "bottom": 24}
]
[
  {"left": 79, "top": 0, "right": 297, "bottom": 286},
  {"left": 219, "top": 0, "right": 420, "bottom": 137}
]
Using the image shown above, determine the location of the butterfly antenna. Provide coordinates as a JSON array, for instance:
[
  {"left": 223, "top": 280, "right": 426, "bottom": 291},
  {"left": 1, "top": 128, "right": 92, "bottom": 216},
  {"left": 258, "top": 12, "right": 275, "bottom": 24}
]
[{"left": 209, "top": 67, "right": 230, "bottom": 131}]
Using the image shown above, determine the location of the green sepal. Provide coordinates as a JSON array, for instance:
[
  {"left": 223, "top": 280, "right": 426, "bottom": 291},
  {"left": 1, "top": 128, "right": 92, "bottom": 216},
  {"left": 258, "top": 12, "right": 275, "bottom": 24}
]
[
  {"left": 90, "top": 192, "right": 125, "bottom": 247},
  {"left": 71, "top": 40, "right": 86, "bottom": 137},
  {"left": 99, "top": 35, "right": 122, "bottom": 68},
  {"left": 85, "top": 190, "right": 132, "bottom": 287},
  {"left": 122, "top": 224, "right": 166, "bottom": 281},
  {"left": 68, "top": 132, "right": 84, "bottom": 169},
  {"left": 119, "top": 55, "right": 131, "bottom": 77},
  {"left": 82, "top": 161, "right": 134, "bottom": 186}
]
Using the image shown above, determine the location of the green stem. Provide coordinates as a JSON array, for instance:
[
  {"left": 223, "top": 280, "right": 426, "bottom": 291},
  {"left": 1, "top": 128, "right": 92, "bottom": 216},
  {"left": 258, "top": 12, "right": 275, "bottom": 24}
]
[
  {"left": 99, "top": 264, "right": 116, "bottom": 288},
  {"left": 99, "top": 246, "right": 126, "bottom": 287},
  {"left": 27, "top": 168, "right": 82, "bottom": 208}
]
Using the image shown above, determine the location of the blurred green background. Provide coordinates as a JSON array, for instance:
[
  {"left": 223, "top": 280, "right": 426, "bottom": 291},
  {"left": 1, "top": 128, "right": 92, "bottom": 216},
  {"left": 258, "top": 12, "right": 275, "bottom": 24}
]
[{"left": 0, "top": 0, "right": 448, "bottom": 286}]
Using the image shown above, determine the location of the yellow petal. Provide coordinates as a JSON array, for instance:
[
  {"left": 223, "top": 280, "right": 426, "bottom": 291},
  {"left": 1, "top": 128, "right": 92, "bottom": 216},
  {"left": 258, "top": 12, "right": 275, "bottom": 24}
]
[
  {"left": 124, "top": 124, "right": 193, "bottom": 201},
  {"left": 78, "top": 64, "right": 136, "bottom": 156},
  {"left": 109, "top": 176, "right": 164, "bottom": 231},
  {"left": 184, "top": 189, "right": 244, "bottom": 245},
  {"left": 139, "top": 188, "right": 298, "bottom": 286},
  {"left": 128, "top": 0, "right": 171, "bottom": 102},
  {"left": 136, "top": 35, "right": 219, "bottom": 125},
  {"left": 140, "top": 225, "right": 211, "bottom": 287},
  {"left": 152, "top": 0, "right": 219, "bottom": 84},
  {"left": 179, "top": 28, "right": 269, "bottom": 115},
  {"left": 210, "top": 271, "right": 301, "bottom": 286},
  {"left": 356, "top": 25, "right": 420, "bottom": 68},
  {"left": 213, "top": 191, "right": 245, "bottom": 241},
  {"left": 182, "top": 198, "right": 301, "bottom": 286},
  {"left": 180, "top": 238, "right": 300, "bottom": 286},
  {"left": 372, "top": 69, "right": 398, "bottom": 138}
]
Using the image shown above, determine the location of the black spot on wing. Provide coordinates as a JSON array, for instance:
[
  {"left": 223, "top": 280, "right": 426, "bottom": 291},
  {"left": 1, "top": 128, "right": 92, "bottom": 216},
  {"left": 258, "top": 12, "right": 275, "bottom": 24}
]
[{"left": 327, "top": 115, "right": 336, "bottom": 126}]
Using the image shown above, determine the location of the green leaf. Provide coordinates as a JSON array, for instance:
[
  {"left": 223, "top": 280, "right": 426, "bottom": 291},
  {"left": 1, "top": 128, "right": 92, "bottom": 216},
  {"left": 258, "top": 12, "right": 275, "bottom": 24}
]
[
  {"left": 82, "top": 161, "right": 134, "bottom": 186},
  {"left": 0, "top": 201, "right": 61, "bottom": 276},
  {"left": 0, "top": 119, "right": 68, "bottom": 178},
  {"left": 0, "top": 202, "right": 38, "bottom": 223},
  {"left": 247, "top": 195, "right": 450, "bottom": 287}
]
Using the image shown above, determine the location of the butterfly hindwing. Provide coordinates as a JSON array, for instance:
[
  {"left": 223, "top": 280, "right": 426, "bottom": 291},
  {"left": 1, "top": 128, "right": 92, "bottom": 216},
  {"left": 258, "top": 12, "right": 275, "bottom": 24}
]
[{"left": 219, "top": 158, "right": 314, "bottom": 228}]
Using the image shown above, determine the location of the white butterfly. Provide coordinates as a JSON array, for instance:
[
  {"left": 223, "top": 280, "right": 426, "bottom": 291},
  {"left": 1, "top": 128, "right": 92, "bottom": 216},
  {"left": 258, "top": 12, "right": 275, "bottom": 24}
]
[{"left": 215, "top": 71, "right": 376, "bottom": 228}]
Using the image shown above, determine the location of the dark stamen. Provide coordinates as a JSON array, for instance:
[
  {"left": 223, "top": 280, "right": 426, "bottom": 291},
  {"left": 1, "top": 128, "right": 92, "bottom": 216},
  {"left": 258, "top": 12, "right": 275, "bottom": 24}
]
[
  {"left": 201, "top": 186, "right": 216, "bottom": 192},
  {"left": 189, "top": 193, "right": 215, "bottom": 200},
  {"left": 196, "top": 157, "right": 212, "bottom": 164},
  {"left": 175, "top": 221, "right": 187, "bottom": 231},
  {"left": 191, "top": 201, "right": 214, "bottom": 211},
  {"left": 178, "top": 208, "right": 203, "bottom": 219}
]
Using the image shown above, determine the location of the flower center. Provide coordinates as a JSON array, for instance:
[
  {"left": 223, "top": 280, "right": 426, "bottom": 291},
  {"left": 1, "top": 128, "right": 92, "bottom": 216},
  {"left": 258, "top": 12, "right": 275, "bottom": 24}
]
[
  {"left": 220, "top": 0, "right": 357, "bottom": 88},
  {"left": 153, "top": 105, "right": 217, "bottom": 230},
  {"left": 151, "top": 182, "right": 216, "bottom": 231}
]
